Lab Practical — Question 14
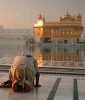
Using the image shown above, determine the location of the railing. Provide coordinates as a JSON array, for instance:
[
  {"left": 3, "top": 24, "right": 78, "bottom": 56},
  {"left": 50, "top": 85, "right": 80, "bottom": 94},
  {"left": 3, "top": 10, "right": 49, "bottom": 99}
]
[{"left": 41, "top": 43, "right": 85, "bottom": 48}]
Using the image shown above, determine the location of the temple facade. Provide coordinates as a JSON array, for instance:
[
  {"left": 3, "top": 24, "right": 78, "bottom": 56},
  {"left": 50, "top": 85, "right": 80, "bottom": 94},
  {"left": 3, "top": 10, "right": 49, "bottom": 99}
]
[{"left": 34, "top": 12, "right": 83, "bottom": 44}]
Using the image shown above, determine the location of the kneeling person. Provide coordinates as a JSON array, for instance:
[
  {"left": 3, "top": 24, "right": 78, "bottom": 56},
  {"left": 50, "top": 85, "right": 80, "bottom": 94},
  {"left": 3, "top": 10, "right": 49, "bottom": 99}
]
[
  {"left": 9, "top": 64, "right": 34, "bottom": 92},
  {"left": 0, "top": 53, "right": 40, "bottom": 92}
]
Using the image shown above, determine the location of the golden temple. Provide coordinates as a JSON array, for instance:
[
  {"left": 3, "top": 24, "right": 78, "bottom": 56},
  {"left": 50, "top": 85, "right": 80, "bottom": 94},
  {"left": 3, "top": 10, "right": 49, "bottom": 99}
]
[{"left": 34, "top": 11, "right": 83, "bottom": 44}]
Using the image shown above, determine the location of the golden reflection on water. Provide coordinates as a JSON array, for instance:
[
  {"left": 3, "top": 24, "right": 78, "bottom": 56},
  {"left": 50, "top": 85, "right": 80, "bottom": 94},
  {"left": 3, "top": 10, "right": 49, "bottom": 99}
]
[
  {"left": 0, "top": 43, "right": 84, "bottom": 67},
  {"left": 34, "top": 47, "right": 82, "bottom": 66}
]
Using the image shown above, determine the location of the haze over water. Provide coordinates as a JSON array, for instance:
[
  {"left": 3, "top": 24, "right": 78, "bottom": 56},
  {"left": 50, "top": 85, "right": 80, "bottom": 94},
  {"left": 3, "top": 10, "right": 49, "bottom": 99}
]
[{"left": 0, "top": 39, "right": 85, "bottom": 68}]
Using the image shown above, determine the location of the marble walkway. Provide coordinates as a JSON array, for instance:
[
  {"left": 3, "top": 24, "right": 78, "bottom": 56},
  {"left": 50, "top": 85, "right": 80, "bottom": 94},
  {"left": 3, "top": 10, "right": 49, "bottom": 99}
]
[{"left": 0, "top": 72, "right": 85, "bottom": 100}]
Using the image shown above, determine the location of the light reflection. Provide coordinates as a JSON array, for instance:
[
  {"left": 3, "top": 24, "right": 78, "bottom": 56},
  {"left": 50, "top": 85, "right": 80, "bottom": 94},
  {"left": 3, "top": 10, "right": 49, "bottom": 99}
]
[
  {"left": 0, "top": 42, "right": 85, "bottom": 67},
  {"left": 34, "top": 47, "right": 81, "bottom": 62}
]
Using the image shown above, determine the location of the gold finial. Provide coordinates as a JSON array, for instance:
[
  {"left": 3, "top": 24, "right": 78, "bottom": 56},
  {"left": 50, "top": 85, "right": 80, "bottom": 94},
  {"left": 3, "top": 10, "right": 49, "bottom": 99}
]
[{"left": 67, "top": 9, "right": 68, "bottom": 14}]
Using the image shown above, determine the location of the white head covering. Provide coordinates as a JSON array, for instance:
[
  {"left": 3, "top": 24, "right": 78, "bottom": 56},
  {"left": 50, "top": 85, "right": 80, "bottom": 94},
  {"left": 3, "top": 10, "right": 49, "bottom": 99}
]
[{"left": 20, "top": 52, "right": 25, "bottom": 56}]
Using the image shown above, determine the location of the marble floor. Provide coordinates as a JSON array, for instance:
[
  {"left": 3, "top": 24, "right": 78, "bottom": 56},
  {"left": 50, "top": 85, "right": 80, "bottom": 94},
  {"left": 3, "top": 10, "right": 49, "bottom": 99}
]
[
  {"left": 38, "top": 61, "right": 85, "bottom": 68},
  {"left": 0, "top": 72, "right": 85, "bottom": 100}
]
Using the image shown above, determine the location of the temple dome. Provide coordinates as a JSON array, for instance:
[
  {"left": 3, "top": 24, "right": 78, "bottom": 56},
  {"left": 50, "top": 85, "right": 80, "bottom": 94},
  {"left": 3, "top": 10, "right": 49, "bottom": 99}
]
[
  {"left": 62, "top": 13, "right": 72, "bottom": 19},
  {"left": 76, "top": 13, "right": 82, "bottom": 18},
  {"left": 38, "top": 14, "right": 43, "bottom": 20},
  {"left": 60, "top": 11, "right": 75, "bottom": 21}
]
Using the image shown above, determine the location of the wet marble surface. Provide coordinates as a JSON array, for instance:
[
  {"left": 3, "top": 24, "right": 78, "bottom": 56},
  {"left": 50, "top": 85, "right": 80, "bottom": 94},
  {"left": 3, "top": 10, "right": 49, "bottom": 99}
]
[
  {"left": 38, "top": 61, "right": 85, "bottom": 68},
  {"left": 0, "top": 73, "right": 85, "bottom": 100}
]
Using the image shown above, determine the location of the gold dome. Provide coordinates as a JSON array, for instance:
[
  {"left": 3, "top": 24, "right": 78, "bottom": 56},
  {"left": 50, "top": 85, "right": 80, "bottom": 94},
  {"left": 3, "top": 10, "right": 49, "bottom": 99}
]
[
  {"left": 60, "top": 11, "right": 75, "bottom": 21},
  {"left": 62, "top": 14, "right": 72, "bottom": 19},
  {"left": 61, "top": 13, "right": 73, "bottom": 19},
  {"left": 38, "top": 14, "right": 43, "bottom": 20},
  {"left": 76, "top": 13, "right": 82, "bottom": 18},
  {"left": 38, "top": 14, "right": 45, "bottom": 22}
]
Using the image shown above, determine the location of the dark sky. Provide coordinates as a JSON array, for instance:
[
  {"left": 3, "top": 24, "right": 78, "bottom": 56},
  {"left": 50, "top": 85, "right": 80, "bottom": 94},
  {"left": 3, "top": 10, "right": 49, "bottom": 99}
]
[{"left": 0, "top": 0, "right": 85, "bottom": 28}]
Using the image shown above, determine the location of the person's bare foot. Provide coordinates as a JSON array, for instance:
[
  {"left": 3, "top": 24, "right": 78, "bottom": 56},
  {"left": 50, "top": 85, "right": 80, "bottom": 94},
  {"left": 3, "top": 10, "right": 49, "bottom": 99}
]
[
  {"left": 0, "top": 84, "right": 3, "bottom": 88},
  {"left": 0, "top": 83, "right": 5, "bottom": 88}
]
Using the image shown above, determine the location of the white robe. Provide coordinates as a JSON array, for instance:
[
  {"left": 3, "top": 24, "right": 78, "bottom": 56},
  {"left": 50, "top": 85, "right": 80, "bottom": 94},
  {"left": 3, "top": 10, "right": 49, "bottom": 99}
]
[{"left": 9, "top": 55, "right": 39, "bottom": 89}]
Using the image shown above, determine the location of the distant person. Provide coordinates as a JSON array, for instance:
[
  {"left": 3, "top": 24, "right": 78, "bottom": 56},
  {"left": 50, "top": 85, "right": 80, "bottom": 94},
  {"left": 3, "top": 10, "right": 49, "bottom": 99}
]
[{"left": 0, "top": 52, "right": 41, "bottom": 92}]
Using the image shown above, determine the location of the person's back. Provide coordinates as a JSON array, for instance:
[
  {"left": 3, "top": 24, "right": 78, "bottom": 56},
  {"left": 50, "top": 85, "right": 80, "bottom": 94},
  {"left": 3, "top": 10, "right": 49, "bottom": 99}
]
[
  {"left": 12, "top": 54, "right": 40, "bottom": 87},
  {"left": 12, "top": 55, "right": 38, "bottom": 75},
  {"left": 0, "top": 53, "right": 40, "bottom": 91},
  {"left": 9, "top": 54, "right": 36, "bottom": 92},
  {"left": 11, "top": 64, "right": 34, "bottom": 92}
]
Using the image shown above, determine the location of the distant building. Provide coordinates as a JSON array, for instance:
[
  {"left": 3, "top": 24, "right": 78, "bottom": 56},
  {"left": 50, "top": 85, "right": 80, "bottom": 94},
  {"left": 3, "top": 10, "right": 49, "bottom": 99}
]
[
  {"left": 0, "top": 26, "right": 34, "bottom": 46},
  {"left": 0, "top": 26, "right": 33, "bottom": 39},
  {"left": 34, "top": 11, "right": 83, "bottom": 44}
]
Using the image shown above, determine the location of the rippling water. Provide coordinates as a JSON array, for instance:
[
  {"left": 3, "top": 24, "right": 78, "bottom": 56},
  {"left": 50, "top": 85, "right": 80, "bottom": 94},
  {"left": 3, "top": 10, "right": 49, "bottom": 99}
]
[{"left": 0, "top": 39, "right": 85, "bottom": 68}]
